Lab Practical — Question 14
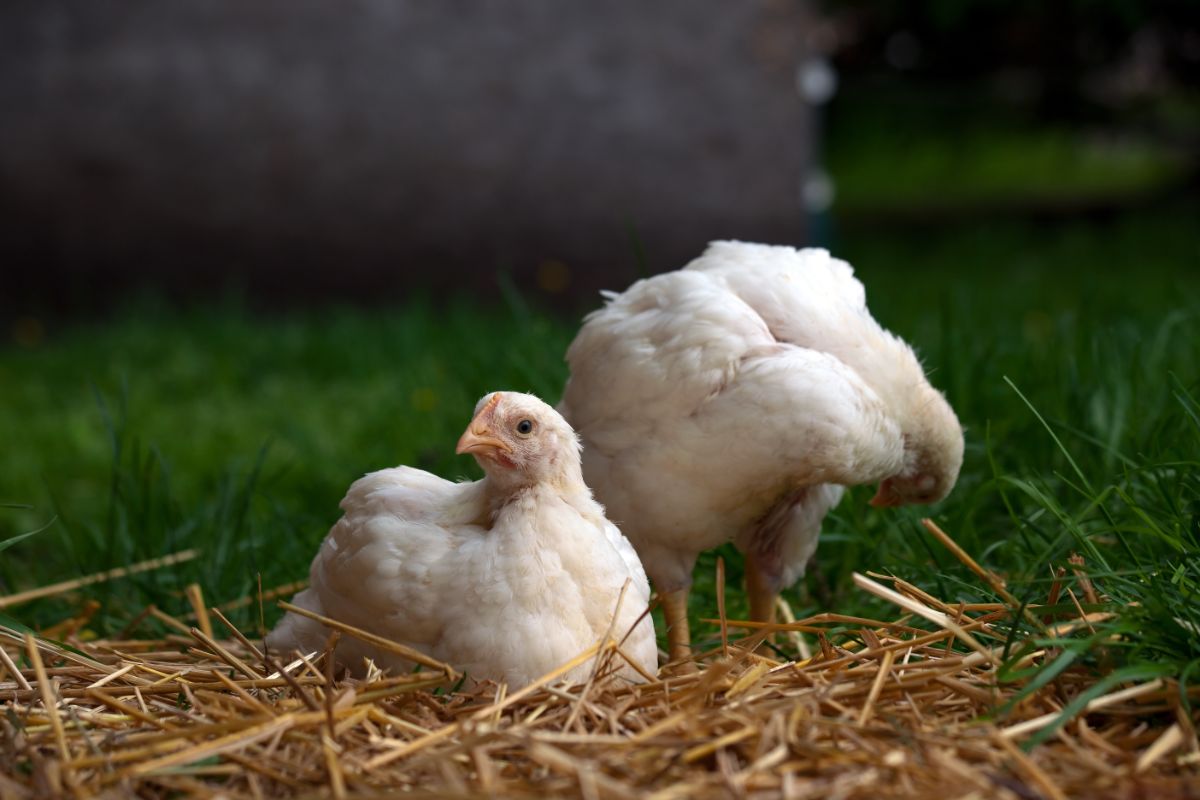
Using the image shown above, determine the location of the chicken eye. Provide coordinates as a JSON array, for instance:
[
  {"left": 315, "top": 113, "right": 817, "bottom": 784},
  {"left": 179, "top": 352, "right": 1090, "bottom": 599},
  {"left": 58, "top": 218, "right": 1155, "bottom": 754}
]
[{"left": 515, "top": 419, "right": 535, "bottom": 436}]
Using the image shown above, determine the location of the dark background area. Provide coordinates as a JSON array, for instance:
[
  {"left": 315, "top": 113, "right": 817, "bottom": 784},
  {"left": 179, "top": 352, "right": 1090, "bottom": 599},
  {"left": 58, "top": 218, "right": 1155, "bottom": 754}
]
[
  {"left": 821, "top": 0, "right": 1198, "bottom": 222},
  {"left": 2, "top": 0, "right": 818, "bottom": 314},
  {"left": 4, "top": 1, "right": 1194, "bottom": 321}
]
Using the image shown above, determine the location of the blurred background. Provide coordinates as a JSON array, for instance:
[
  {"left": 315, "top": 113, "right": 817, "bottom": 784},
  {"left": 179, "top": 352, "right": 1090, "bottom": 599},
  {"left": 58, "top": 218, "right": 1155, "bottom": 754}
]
[
  {"left": 2, "top": 1, "right": 1198, "bottom": 629},
  {"left": 2, "top": 0, "right": 1197, "bottom": 314}
]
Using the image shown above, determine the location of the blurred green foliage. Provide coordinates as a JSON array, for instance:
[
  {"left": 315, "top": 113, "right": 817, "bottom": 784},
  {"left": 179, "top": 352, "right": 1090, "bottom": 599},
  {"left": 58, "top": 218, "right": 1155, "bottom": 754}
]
[{"left": 827, "top": 86, "right": 1190, "bottom": 215}]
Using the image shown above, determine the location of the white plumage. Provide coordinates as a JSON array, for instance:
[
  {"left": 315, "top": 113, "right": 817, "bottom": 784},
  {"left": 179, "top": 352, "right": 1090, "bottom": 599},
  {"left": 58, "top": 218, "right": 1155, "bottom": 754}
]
[
  {"left": 560, "top": 241, "right": 964, "bottom": 661},
  {"left": 268, "top": 391, "right": 657, "bottom": 689}
]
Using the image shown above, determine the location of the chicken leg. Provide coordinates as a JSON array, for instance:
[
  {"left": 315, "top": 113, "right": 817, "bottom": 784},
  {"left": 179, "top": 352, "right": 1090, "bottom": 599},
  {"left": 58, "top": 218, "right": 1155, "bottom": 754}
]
[
  {"left": 659, "top": 588, "right": 697, "bottom": 672},
  {"left": 745, "top": 554, "right": 779, "bottom": 655},
  {"left": 744, "top": 555, "right": 778, "bottom": 625}
]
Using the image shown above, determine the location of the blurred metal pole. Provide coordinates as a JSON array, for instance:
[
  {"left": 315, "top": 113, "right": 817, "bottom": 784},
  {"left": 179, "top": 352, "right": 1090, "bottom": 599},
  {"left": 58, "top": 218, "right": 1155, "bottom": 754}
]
[{"left": 795, "top": 22, "right": 838, "bottom": 250}]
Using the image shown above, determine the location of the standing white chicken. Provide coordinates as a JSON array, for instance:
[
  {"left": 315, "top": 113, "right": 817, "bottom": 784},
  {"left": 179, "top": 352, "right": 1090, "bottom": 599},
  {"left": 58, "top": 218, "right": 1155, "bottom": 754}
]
[
  {"left": 267, "top": 391, "right": 657, "bottom": 689},
  {"left": 560, "top": 242, "right": 964, "bottom": 663}
]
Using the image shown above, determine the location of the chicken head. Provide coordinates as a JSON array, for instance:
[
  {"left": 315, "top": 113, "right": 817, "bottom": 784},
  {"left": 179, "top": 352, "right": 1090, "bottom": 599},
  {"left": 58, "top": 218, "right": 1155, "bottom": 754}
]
[
  {"left": 869, "top": 384, "right": 964, "bottom": 508},
  {"left": 457, "top": 392, "right": 582, "bottom": 488}
]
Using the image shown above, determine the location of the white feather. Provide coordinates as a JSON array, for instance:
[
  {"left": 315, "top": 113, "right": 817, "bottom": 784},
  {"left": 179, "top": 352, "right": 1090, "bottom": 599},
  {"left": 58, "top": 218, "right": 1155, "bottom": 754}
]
[{"left": 561, "top": 241, "right": 963, "bottom": 595}]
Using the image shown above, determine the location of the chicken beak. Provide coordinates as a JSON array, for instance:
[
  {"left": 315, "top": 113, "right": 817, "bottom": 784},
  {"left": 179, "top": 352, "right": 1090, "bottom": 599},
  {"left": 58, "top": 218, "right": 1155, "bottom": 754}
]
[
  {"left": 456, "top": 425, "right": 513, "bottom": 457},
  {"left": 456, "top": 395, "right": 513, "bottom": 457},
  {"left": 869, "top": 482, "right": 900, "bottom": 508}
]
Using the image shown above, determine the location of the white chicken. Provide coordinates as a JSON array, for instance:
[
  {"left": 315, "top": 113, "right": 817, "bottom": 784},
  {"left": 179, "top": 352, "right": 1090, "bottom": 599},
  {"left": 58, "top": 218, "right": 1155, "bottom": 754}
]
[
  {"left": 267, "top": 391, "right": 657, "bottom": 689},
  {"left": 559, "top": 242, "right": 964, "bottom": 663}
]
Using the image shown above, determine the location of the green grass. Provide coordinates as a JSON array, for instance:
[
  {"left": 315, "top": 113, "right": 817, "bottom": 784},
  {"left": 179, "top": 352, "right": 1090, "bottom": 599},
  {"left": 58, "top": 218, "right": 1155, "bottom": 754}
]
[
  {"left": 827, "top": 81, "right": 1194, "bottom": 215},
  {"left": 0, "top": 296, "right": 576, "bottom": 632},
  {"left": 3, "top": 203, "right": 1199, "bottom": 719}
]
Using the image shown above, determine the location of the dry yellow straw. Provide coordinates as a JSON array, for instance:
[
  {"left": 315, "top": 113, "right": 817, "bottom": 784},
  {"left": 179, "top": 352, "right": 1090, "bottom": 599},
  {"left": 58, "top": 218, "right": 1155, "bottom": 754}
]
[
  {"left": 277, "top": 600, "right": 458, "bottom": 678},
  {"left": 1001, "top": 679, "right": 1165, "bottom": 739},
  {"left": 25, "top": 633, "right": 70, "bottom": 760},
  {"left": 185, "top": 583, "right": 214, "bottom": 640},
  {"left": 0, "top": 549, "right": 198, "bottom": 610},
  {"left": 2, "top": 519, "right": 1194, "bottom": 798},
  {"left": 853, "top": 572, "right": 997, "bottom": 665},
  {"left": 857, "top": 648, "right": 897, "bottom": 726},
  {"left": 0, "top": 643, "right": 32, "bottom": 691}
]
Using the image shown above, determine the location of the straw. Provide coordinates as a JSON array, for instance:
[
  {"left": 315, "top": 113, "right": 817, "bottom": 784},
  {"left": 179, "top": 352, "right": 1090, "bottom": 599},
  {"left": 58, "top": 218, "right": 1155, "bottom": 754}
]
[
  {"left": 276, "top": 601, "right": 458, "bottom": 679},
  {"left": 0, "top": 550, "right": 198, "bottom": 610},
  {"left": 0, "top": 522, "right": 1194, "bottom": 798}
]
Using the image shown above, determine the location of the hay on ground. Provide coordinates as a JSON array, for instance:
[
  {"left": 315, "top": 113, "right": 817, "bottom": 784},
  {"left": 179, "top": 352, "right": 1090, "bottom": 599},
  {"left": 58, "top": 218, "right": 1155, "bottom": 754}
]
[{"left": 1, "top": 522, "right": 1197, "bottom": 799}]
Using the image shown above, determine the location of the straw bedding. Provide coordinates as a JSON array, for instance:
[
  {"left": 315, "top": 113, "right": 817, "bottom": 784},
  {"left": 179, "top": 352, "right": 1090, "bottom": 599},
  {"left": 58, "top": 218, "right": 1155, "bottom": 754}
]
[{"left": 1, "top": 523, "right": 1197, "bottom": 799}]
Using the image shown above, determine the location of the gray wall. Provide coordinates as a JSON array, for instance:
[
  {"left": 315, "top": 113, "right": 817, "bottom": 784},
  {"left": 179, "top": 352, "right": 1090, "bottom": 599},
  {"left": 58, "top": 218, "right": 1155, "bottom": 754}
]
[{"left": 1, "top": 0, "right": 816, "bottom": 309}]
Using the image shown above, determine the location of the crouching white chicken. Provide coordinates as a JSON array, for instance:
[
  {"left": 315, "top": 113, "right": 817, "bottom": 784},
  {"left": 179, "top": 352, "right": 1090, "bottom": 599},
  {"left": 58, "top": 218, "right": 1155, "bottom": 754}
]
[
  {"left": 267, "top": 391, "right": 657, "bottom": 689},
  {"left": 559, "top": 242, "right": 964, "bottom": 665}
]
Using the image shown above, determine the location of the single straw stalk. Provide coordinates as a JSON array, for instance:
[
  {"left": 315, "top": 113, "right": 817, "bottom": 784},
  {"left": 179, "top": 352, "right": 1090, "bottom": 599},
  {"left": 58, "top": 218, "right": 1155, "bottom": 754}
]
[
  {"left": 0, "top": 550, "right": 199, "bottom": 610},
  {"left": 276, "top": 600, "right": 458, "bottom": 679},
  {"left": 25, "top": 633, "right": 70, "bottom": 761}
]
